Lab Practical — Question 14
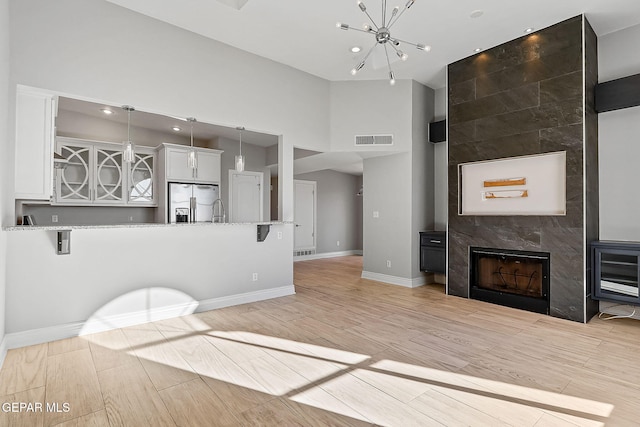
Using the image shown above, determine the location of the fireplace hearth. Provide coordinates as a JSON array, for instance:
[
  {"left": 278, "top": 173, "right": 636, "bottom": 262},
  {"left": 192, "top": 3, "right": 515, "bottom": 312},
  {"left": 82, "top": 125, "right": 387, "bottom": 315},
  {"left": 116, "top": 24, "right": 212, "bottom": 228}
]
[{"left": 470, "top": 247, "right": 550, "bottom": 314}]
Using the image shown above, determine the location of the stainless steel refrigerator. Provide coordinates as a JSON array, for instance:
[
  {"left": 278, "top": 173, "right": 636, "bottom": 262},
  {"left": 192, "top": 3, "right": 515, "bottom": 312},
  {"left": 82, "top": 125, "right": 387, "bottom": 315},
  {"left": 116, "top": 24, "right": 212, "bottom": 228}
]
[{"left": 168, "top": 182, "right": 219, "bottom": 223}]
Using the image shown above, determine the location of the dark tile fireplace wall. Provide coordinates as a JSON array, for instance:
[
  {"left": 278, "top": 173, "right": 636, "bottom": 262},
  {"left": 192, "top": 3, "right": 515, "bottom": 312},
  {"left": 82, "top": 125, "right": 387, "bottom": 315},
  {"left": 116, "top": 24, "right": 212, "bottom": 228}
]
[{"left": 447, "top": 16, "right": 599, "bottom": 322}]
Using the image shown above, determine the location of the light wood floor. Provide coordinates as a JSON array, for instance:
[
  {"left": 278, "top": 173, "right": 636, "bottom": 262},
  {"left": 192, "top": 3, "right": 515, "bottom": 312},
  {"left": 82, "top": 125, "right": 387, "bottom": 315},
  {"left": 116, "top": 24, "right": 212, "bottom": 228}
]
[{"left": 1, "top": 256, "right": 640, "bottom": 426}]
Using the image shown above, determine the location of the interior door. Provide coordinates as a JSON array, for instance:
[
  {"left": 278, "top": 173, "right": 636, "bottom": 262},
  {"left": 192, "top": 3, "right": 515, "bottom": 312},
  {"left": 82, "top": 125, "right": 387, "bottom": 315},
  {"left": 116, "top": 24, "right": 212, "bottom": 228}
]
[
  {"left": 294, "top": 180, "right": 316, "bottom": 250},
  {"left": 229, "top": 171, "right": 263, "bottom": 223}
]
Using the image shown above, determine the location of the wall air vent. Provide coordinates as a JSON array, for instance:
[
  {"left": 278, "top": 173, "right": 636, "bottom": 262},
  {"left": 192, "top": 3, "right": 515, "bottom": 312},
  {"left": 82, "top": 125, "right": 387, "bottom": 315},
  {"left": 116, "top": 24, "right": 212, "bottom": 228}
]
[{"left": 355, "top": 134, "right": 393, "bottom": 146}]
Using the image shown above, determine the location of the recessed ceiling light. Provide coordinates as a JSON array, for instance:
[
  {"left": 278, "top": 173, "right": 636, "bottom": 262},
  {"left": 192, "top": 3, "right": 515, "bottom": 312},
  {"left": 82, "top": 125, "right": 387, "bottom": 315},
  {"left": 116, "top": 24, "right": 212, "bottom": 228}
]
[
  {"left": 470, "top": 10, "right": 484, "bottom": 18},
  {"left": 101, "top": 108, "right": 113, "bottom": 115},
  {"left": 172, "top": 126, "right": 181, "bottom": 132},
  {"left": 474, "top": 47, "right": 482, "bottom": 53},
  {"left": 351, "top": 46, "right": 361, "bottom": 53},
  {"left": 525, "top": 27, "right": 534, "bottom": 33}
]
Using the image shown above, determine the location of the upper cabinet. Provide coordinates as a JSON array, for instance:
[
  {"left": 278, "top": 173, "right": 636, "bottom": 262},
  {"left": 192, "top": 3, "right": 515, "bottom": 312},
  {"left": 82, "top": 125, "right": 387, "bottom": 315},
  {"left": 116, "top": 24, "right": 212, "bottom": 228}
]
[
  {"left": 54, "top": 137, "right": 157, "bottom": 206},
  {"left": 14, "top": 86, "right": 57, "bottom": 200},
  {"left": 162, "top": 144, "right": 222, "bottom": 184},
  {"left": 129, "top": 151, "right": 156, "bottom": 204}
]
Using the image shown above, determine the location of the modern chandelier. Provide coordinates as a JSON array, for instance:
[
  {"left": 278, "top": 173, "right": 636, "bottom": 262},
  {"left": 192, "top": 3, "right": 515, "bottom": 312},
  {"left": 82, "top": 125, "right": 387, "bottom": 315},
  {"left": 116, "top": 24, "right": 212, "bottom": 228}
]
[{"left": 337, "top": 0, "right": 430, "bottom": 85}]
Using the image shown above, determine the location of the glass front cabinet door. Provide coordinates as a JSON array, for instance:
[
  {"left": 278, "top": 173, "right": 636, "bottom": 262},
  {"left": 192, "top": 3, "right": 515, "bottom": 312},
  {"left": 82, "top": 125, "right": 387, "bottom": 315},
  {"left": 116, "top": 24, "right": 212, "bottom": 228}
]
[
  {"left": 592, "top": 241, "right": 640, "bottom": 305},
  {"left": 128, "top": 149, "right": 156, "bottom": 205},
  {"left": 55, "top": 140, "right": 92, "bottom": 203},
  {"left": 55, "top": 138, "right": 125, "bottom": 205},
  {"left": 94, "top": 145, "right": 125, "bottom": 204}
]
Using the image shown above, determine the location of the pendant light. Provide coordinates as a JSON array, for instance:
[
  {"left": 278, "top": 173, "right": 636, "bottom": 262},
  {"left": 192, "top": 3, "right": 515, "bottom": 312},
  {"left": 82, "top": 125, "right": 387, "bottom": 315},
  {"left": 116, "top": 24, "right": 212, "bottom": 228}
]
[
  {"left": 187, "top": 117, "right": 197, "bottom": 169},
  {"left": 122, "top": 105, "right": 135, "bottom": 163},
  {"left": 235, "top": 126, "right": 245, "bottom": 172}
]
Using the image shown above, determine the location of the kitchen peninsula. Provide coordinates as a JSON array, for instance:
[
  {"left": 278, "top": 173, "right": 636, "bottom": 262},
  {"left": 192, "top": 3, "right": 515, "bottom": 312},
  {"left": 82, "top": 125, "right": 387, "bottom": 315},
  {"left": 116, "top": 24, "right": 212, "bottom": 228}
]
[
  {"left": 3, "top": 221, "right": 294, "bottom": 348},
  {"left": 4, "top": 86, "right": 294, "bottom": 350}
]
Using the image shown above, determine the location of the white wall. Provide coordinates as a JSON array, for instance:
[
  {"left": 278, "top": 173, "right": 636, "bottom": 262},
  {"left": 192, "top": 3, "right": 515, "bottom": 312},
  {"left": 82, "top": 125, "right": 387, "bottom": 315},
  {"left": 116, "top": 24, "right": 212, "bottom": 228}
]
[
  {"left": 330, "top": 80, "right": 413, "bottom": 152},
  {"left": 0, "top": 0, "right": 9, "bottom": 362},
  {"left": 433, "top": 87, "right": 448, "bottom": 230},
  {"left": 4, "top": 0, "right": 331, "bottom": 343},
  {"left": 598, "top": 23, "right": 640, "bottom": 240},
  {"left": 363, "top": 152, "right": 413, "bottom": 277},
  {"left": 8, "top": 0, "right": 332, "bottom": 225},
  {"left": 410, "top": 81, "right": 435, "bottom": 277},
  {"left": 5, "top": 224, "right": 293, "bottom": 338},
  {"left": 349, "top": 81, "right": 433, "bottom": 285},
  {"left": 294, "top": 170, "right": 362, "bottom": 254}
]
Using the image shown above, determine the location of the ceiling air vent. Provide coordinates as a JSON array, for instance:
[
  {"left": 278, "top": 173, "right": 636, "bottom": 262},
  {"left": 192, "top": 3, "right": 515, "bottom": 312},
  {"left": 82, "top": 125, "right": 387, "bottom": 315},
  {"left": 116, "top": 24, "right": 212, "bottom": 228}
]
[{"left": 355, "top": 134, "right": 393, "bottom": 146}]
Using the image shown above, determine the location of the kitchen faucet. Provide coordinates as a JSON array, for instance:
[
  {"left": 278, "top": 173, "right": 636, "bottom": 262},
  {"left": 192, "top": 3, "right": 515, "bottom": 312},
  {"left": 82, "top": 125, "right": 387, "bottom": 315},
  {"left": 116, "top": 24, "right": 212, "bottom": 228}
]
[{"left": 212, "top": 198, "right": 226, "bottom": 223}]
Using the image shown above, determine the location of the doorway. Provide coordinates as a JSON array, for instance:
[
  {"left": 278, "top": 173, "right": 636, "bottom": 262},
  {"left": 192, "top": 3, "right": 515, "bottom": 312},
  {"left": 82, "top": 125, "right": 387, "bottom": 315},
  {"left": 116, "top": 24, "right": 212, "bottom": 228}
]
[
  {"left": 294, "top": 179, "right": 317, "bottom": 254},
  {"left": 229, "top": 170, "right": 264, "bottom": 222}
]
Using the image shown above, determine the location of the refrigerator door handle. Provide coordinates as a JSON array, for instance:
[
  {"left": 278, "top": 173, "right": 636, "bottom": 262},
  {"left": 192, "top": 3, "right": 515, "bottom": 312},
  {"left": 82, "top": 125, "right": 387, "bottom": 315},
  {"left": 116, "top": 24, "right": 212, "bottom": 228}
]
[{"left": 190, "top": 197, "right": 197, "bottom": 223}]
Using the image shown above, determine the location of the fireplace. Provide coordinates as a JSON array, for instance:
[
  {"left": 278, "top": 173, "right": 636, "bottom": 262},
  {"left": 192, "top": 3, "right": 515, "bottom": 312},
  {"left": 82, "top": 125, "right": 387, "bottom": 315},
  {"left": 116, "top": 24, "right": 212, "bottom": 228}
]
[{"left": 470, "top": 247, "right": 550, "bottom": 314}]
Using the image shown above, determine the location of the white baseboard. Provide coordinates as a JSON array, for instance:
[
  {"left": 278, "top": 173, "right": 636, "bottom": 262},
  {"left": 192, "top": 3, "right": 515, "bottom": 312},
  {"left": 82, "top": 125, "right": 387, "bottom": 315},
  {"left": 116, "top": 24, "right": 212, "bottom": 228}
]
[
  {"left": 294, "top": 250, "right": 362, "bottom": 262},
  {"left": 361, "top": 271, "right": 427, "bottom": 288},
  {"left": 197, "top": 285, "right": 296, "bottom": 312},
  {"left": 4, "top": 285, "right": 296, "bottom": 350},
  {"left": 0, "top": 335, "right": 7, "bottom": 371}
]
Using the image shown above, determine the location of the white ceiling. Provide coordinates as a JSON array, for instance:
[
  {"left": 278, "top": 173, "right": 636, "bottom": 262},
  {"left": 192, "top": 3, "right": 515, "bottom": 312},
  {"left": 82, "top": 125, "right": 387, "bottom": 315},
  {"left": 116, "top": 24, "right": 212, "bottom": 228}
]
[{"left": 104, "top": 0, "right": 640, "bottom": 88}]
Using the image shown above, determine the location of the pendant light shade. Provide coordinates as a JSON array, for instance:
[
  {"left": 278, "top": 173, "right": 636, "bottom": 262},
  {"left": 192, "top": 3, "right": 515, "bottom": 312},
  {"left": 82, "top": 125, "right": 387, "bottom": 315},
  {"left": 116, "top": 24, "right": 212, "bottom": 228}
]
[
  {"left": 187, "top": 117, "right": 197, "bottom": 169},
  {"left": 122, "top": 106, "right": 135, "bottom": 163},
  {"left": 235, "top": 126, "right": 245, "bottom": 172}
]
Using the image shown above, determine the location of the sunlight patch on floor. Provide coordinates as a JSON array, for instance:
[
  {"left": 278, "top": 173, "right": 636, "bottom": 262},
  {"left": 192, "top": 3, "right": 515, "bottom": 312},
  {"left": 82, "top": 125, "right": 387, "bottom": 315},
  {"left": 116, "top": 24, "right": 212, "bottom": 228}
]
[{"left": 85, "top": 324, "right": 613, "bottom": 426}]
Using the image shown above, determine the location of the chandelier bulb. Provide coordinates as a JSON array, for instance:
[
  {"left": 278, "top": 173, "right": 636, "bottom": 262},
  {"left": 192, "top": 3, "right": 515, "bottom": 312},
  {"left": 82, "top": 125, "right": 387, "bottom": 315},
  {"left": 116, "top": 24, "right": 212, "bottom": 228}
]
[
  {"left": 351, "top": 61, "right": 365, "bottom": 75},
  {"left": 337, "top": 22, "right": 349, "bottom": 30},
  {"left": 416, "top": 43, "right": 431, "bottom": 51},
  {"left": 357, "top": 1, "right": 366, "bottom": 12},
  {"left": 389, "top": 71, "right": 396, "bottom": 85},
  {"left": 392, "top": 6, "right": 399, "bottom": 17},
  {"left": 397, "top": 51, "right": 408, "bottom": 61},
  {"left": 406, "top": 0, "right": 415, "bottom": 9}
]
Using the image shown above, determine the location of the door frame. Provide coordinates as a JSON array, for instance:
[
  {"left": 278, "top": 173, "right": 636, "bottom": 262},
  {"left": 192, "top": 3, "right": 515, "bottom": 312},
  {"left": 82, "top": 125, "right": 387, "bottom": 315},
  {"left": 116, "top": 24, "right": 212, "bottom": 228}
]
[
  {"left": 293, "top": 179, "right": 317, "bottom": 251},
  {"left": 228, "top": 170, "right": 264, "bottom": 222}
]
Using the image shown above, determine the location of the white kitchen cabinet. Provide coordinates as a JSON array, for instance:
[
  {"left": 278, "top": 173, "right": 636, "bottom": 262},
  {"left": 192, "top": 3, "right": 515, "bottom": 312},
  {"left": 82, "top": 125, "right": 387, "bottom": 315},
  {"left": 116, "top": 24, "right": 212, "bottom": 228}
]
[
  {"left": 54, "top": 137, "right": 157, "bottom": 206},
  {"left": 194, "top": 150, "right": 222, "bottom": 183},
  {"left": 155, "top": 144, "right": 223, "bottom": 223},
  {"left": 14, "top": 86, "right": 57, "bottom": 200},
  {"left": 163, "top": 144, "right": 222, "bottom": 184},
  {"left": 128, "top": 148, "right": 157, "bottom": 205}
]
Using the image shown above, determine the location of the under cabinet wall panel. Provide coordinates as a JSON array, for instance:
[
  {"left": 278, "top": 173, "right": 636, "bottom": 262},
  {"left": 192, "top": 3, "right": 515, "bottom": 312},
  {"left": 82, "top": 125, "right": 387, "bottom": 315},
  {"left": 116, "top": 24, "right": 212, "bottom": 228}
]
[{"left": 14, "top": 86, "right": 57, "bottom": 200}]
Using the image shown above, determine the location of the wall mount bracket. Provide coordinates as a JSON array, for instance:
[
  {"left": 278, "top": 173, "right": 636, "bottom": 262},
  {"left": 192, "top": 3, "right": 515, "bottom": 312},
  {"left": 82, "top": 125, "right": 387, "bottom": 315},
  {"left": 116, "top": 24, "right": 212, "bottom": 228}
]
[{"left": 257, "top": 224, "right": 270, "bottom": 242}]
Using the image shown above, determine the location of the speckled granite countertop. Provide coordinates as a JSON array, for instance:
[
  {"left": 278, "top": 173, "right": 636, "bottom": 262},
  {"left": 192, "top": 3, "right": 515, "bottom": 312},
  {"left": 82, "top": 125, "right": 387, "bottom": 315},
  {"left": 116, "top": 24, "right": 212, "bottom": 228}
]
[{"left": 3, "top": 221, "right": 292, "bottom": 232}]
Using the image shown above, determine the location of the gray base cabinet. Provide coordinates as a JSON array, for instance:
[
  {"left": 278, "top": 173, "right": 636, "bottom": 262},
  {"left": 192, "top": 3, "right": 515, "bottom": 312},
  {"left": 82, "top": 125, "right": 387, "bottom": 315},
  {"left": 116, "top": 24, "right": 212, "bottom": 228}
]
[{"left": 420, "top": 231, "right": 446, "bottom": 274}]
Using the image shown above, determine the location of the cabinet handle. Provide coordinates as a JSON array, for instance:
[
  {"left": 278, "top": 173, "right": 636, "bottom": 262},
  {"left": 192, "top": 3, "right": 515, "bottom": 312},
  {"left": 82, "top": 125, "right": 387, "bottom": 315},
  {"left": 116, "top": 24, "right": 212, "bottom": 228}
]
[{"left": 430, "top": 240, "right": 441, "bottom": 244}]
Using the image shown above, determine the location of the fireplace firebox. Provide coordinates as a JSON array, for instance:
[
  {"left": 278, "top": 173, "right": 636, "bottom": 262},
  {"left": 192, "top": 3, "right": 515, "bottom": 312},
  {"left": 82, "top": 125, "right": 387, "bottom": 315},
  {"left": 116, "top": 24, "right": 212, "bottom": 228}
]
[{"left": 470, "top": 247, "right": 550, "bottom": 314}]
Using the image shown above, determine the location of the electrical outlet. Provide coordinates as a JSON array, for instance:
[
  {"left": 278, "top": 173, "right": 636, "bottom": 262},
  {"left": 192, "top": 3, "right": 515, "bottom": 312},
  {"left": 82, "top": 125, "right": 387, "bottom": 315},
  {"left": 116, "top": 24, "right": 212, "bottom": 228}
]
[
  {"left": 277, "top": 231, "right": 282, "bottom": 240},
  {"left": 373, "top": 211, "right": 380, "bottom": 218},
  {"left": 51, "top": 215, "right": 58, "bottom": 223},
  {"left": 386, "top": 260, "right": 391, "bottom": 268},
  {"left": 337, "top": 240, "right": 340, "bottom": 247},
  {"left": 252, "top": 273, "right": 258, "bottom": 281}
]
